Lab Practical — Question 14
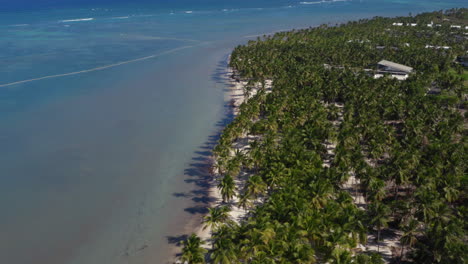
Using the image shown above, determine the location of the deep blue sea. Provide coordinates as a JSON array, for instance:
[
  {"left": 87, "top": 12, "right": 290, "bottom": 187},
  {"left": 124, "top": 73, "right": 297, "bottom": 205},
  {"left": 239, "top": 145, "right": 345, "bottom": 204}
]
[{"left": 0, "top": 1, "right": 466, "bottom": 263}]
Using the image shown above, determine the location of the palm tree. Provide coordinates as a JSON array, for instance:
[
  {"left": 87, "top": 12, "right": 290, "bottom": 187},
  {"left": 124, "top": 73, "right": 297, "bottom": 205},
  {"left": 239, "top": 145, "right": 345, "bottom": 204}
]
[
  {"left": 400, "top": 217, "right": 419, "bottom": 260},
  {"left": 246, "top": 175, "right": 267, "bottom": 198},
  {"left": 181, "top": 234, "right": 207, "bottom": 264},
  {"left": 203, "top": 206, "right": 232, "bottom": 249},
  {"left": 238, "top": 191, "right": 253, "bottom": 211},
  {"left": 218, "top": 175, "right": 236, "bottom": 203},
  {"left": 211, "top": 237, "right": 238, "bottom": 264},
  {"left": 203, "top": 206, "right": 231, "bottom": 232},
  {"left": 368, "top": 202, "right": 390, "bottom": 252},
  {"left": 354, "top": 252, "right": 384, "bottom": 264}
]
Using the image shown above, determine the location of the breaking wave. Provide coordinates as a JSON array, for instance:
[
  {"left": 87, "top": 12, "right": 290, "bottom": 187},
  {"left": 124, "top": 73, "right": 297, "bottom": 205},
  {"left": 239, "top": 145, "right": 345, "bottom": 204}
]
[
  {"left": 300, "top": 0, "right": 349, "bottom": 4},
  {"left": 60, "top": 18, "right": 94, "bottom": 23}
]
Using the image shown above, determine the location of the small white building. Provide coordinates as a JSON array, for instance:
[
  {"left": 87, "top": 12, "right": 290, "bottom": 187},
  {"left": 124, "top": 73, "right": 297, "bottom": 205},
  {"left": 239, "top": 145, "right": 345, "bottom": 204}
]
[
  {"left": 425, "top": 45, "right": 450, "bottom": 50},
  {"left": 347, "top": 39, "right": 370, "bottom": 43},
  {"left": 392, "top": 22, "right": 403, "bottom": 26},
  {"left": 450, "top": 25, "right": 461, "bottom": 29},
  {"left": 408, "top": 23, "right": 417, "bottom": 27}
]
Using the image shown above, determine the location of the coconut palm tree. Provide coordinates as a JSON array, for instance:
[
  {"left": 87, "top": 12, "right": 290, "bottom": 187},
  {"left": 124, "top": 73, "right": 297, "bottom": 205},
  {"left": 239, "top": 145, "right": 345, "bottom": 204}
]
[
  {"left": 218, "top": 175, "right": 236, "bottom": 203},
  {"left": 210, "top": 237, "right": 238, "bottom": 264},
  {"left": 203, "top": 206, "right": 231, "bottom": 232},
  {"left": 368, "top": 202, "right": 390, "bottom": 252},
  {"left": 400, "top": 217, "right": 419, "bottom": 260},
  {"left": 245, "top": 175, "right": 267, "bottom": 199},
  {"left": 181, "top": 234, "right": 207, "bottom": 264}
]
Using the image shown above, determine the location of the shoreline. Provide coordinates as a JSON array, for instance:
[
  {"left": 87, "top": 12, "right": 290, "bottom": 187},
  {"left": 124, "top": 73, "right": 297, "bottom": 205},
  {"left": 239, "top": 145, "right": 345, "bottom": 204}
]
[
  {"left": 192, "top": 66, "right": 250, "bottom": 244},
  {"left": 170, "top": 62, "right": 249, "bottom": 262},
  {"left": 172, "top": 58, "right": 271, "bottom": 262}
]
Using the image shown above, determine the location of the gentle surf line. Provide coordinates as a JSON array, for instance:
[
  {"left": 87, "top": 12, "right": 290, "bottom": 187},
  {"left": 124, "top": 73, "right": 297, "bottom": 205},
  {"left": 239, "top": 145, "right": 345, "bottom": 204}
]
[
  {"left": 60, "top": 18, "right": 95, "bottom": 23},
  {"left": 0, "top": 45, "right": 196, "bottom": 88},
  {"left": 300, "top": 0, "right": 349, "bottom": 4}
]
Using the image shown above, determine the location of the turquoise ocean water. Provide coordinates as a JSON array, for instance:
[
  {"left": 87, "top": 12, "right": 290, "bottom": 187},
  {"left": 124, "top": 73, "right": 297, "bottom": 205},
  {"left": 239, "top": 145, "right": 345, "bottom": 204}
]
[{"left": 0, "top": 1, "right": 466, "bottom": 263}]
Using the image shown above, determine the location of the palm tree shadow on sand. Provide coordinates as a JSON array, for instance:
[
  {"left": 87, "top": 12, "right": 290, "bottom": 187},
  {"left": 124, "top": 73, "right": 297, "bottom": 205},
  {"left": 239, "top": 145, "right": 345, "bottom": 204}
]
[{"left": 166, "top": 54, "right": 236, "bottom": 259}]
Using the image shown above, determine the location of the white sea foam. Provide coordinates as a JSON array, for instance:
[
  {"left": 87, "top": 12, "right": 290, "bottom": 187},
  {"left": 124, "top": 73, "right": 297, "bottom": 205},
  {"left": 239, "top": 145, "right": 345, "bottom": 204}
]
[
  {"left": 300, "top": 1, "right": 324, "bottom": 4},
  {"left": 184, "top": 11, "right": 193, "bottom": 14},
  {"left": 300, "top": 0, "right": 348, "bottom": 4},
  {"left": 10, "top": 24, "right": 29, "bottom": 27},
  {"left": 60, "top": 18, "right": 94, "bottom": 23},
  {"left": 221, "top": 8, "right": 240, "bottom": 12},
  {"left": 112, "top": 16, "right": 129, "bottom": 20}
]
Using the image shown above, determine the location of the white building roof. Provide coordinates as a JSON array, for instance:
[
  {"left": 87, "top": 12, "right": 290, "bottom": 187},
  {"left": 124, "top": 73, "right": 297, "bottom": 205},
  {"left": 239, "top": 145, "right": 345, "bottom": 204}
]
[
  {"left": 374, "top": 73, "right": 409, "bottom": 81},
  {"left": 378, "top": 60, "right": 413, "bottom": 73},
  {"left": 425, "top": 45, "right": 451, "bottom": 50}
]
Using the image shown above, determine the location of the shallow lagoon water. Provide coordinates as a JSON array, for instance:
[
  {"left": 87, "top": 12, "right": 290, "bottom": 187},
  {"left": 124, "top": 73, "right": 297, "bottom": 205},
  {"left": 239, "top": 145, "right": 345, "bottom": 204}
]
[{"left": 0, "top": 1, "right": 466, "bottom": 263}]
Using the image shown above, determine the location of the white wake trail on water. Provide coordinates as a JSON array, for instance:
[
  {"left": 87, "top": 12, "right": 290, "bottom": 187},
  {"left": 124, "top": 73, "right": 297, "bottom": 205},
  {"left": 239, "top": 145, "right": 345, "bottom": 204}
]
[{"left": 0, "top": 45, "right": 197, "bottom": 88}]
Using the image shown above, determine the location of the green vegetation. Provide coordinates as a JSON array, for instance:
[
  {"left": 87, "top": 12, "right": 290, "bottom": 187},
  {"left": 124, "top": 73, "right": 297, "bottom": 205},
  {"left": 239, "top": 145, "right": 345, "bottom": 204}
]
[
  {"left": 181, "top": 234, "right": 208, "bottom": 263},
  {"left": 187, "top": 9, "right": 467, "bottom": 263},
  {"left": 462, "top": 70, "right": 468, "bottom": 87},
  {"left": 462, "top": 71, "right": 468, "bottom": 80}
]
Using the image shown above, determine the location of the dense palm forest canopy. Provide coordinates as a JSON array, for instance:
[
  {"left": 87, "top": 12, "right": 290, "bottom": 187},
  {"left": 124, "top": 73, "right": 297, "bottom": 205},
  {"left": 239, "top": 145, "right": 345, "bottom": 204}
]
[{"left": 183, "top": 9, "right": 467, "bottom": 264}]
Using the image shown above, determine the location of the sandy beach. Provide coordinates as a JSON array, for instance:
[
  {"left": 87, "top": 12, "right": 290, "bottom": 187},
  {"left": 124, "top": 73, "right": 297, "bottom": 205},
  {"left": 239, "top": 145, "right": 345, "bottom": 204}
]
[{"left": 172, "top": 61, "right": 272, "bottom": 262}]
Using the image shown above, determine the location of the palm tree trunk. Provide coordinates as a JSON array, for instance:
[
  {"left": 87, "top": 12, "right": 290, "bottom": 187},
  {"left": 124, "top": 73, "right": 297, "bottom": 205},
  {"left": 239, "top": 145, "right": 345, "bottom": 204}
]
[
  {"left": 377, "top": 226, "right": 381, "bottom": 253},
  {"left": 210, "top": 230, "right": 214, "bottom": 250},
  {"left": 392, "top": 185, "right": 398, "bottom": 218},
  {"left": 400, "top": 246, "right": 405, "bottom": 262},
  {"left": 354, "top": 175, "right": 358, "bottom": 200}
]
